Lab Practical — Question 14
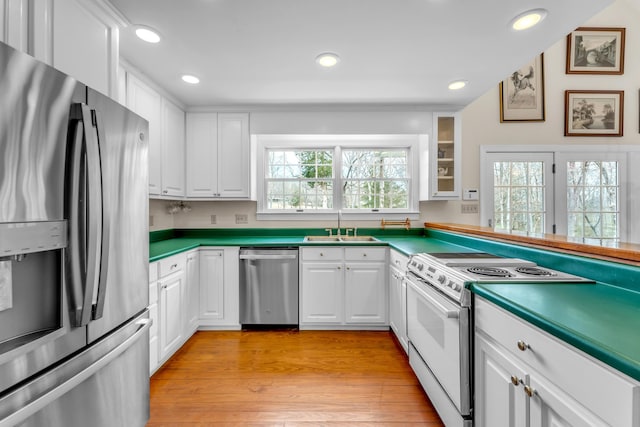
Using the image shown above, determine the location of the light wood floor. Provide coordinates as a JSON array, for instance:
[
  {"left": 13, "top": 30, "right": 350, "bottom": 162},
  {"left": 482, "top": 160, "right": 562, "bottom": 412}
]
[{"left": 147, "top": 330, "right": 445, "bottom": 426}]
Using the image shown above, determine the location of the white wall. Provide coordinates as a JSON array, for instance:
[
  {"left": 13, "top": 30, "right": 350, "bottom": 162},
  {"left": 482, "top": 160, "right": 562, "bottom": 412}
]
[
  {"left": 459, "top": 0, "right": 640, "bottom": 228},
  {"left": 150, "top": 0, "right": 640, "bottom": 232}
]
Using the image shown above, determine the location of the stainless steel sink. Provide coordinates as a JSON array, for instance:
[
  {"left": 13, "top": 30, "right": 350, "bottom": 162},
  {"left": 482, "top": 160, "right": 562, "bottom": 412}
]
[
  {"left": 339, "top": 236, "right": 379, "bottom": 242},
  {"left": 304, "top": 236, "right": 342, "bottom": 242},
  {"left": 303, "top": 236, "right": 380, "bottom": 243}
]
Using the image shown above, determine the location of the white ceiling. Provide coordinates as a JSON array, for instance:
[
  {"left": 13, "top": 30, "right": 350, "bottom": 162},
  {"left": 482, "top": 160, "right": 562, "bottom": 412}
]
[{"left": 109, "top": 0, "right": 613, "bottom": 109}]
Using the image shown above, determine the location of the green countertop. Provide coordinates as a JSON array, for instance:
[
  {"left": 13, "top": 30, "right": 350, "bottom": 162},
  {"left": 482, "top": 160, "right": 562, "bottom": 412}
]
[
  {"left": 148, "top": 227, "right": 640, "bottom": 383},
  {"left": 148, "top": 229, "right": 472, "bottom": 262},
  {"left": 471, "top": 282, "right": 640, "bottom": 383}
]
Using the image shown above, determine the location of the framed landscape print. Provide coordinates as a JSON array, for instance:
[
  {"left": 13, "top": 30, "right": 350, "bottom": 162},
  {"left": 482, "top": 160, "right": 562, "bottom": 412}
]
[
  {"left": 499, "top": 54, "right": 545, "bottom": 122},
  {"left": 566, "top": 27, "right": 625, "bottom": 75},
  {"left": 564, "top": 90, "right": 624, "bottom": 137}
]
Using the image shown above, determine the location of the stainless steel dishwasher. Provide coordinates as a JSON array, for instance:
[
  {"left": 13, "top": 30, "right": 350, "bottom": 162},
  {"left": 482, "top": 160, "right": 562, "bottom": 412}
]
[{"left": 239, "top": 248, "right": 299, "bottom": 326}]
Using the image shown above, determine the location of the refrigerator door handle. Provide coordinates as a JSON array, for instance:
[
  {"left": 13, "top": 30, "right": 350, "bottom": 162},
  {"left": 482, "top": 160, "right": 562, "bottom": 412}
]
[
  {"left": 67, "top": 104, "right": 103, "bottom": 327},
  {"left": 90, "top": 109, "right": 110, "bottom": 321},
  {"left": 0, "top": 318, "right": 151, "bottom": 427},
  {"left": 67, "top": 118, "right": 88, "bottom": 327}
]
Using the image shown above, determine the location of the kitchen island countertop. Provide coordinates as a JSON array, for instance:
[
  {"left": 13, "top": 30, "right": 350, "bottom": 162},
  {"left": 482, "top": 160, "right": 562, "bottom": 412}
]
[{"left": 471, "top": 281, "right": 640, "bottom": 383}]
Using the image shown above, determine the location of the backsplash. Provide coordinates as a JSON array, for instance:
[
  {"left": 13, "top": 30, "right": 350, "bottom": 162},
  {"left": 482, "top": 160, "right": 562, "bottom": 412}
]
[{"left": 148, "top": 199, "right": 476, "bottom": 231}]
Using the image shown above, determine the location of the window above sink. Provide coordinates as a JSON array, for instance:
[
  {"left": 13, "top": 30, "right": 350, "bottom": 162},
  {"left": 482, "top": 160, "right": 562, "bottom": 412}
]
[{"left": 255, "top": 134, "right": 421, "bottom": 220}]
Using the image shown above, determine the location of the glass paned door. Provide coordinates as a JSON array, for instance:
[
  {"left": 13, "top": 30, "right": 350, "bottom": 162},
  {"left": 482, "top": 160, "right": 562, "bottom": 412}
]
[
  {"left": 482, "top": 152, "right": 554, "bottom": 234},
  {"left": 555, "top": 153, "right": 627, "bottom": 245}
]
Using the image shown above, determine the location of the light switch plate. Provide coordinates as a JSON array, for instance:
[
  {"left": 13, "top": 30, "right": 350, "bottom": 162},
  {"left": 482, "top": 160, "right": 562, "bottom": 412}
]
[{"left": 235, "top": 214, "right": 248, "bottom": 224}]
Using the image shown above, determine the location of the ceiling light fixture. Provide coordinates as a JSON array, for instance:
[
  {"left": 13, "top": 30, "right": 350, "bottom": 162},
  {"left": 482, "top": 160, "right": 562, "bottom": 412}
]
[
  {"left": 315, "top": 52, "right": 340, "bottom": 68},
  {"left": 448, "top": 80, "right": 467, "bottom": 90},
  {"left": 182, "top": 75, "right": 200, "bottom": 84},
  {"left": 511, "top": 9, "right": 548, "bottom": 31},
  {"left": 135, "top": 26, "right": 161, "bottom": 43}
]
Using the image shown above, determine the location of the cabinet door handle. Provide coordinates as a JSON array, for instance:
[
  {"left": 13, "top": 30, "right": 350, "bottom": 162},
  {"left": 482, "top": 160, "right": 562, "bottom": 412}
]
[
  {"left": 171, "top": 263, "right": 178, "bottom": 270},
  {"left": 517, "top": 340, "right": 530, "bottom": 352},
  {"left": 510, "top": 375, "right": 520, "bottom": 386},
  {"left": 337, "top": 266, "right": 341, "bottom": 270},
  {"left": 524, "top": 385, "right": 536, "bottom": 397}
]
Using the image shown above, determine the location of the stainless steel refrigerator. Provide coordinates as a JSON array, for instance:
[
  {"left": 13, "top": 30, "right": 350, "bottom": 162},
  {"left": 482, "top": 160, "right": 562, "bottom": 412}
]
[{"left": 0, "top": 40, "right": 150, "bottom": 426}]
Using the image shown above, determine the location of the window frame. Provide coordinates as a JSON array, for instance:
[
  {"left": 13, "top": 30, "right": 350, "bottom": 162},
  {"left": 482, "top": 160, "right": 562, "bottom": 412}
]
[{"left": 255, "top": 134, "right": 421, "bottom": 220}]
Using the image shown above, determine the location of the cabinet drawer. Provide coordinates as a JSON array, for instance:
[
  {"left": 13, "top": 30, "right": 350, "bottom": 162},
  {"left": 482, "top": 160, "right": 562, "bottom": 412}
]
[
  {"left": 158, "top": 254, "right": 186, "bottom": 277},
  {"left": 149, "top": 262, "right": 158, "bottom": 283},
  {"left": 475, "top": 297, "right": 640, "bottom": 427},
  {"left": 301, "top": 247, "right": 343, "bottom": 261},
  {"left": 389, "top": 250, "right": 409, "bottom": 271},
  {"left": 345, "top": 247, "right": 386, "bottom": 262}
]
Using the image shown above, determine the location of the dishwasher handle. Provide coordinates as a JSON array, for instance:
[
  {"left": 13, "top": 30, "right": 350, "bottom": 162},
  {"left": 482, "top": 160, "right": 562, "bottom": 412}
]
[{"left": 239, "top": 254, "right": 297, "bottom": 260}]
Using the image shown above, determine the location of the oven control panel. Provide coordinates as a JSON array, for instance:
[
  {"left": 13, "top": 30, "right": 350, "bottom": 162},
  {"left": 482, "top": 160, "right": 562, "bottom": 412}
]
[{"left": 408, "top": 256, "right": 469, "bottom": 303}]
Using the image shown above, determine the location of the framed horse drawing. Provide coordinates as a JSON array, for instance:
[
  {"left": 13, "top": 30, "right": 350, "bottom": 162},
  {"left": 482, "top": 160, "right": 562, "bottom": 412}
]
[{"left": 499, "top": 54, "right": 545, "bottom": 122}]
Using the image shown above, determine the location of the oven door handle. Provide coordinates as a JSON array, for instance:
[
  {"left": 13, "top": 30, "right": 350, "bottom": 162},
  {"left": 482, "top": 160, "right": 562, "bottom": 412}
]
[{"left": 407, "top": 279, "right": 459, "bottom": 319}]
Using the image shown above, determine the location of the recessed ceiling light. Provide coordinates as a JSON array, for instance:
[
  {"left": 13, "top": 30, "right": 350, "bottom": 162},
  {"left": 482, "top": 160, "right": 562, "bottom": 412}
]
[
  {"left": 181, "top": 75, "right": 200, "bottom": 84},
  {"left": 511, "top": 9, "right": 548, "bottom": 31},
  {"left": 135, "top": 26, "right": 161, "bottom": 43},
  {"left": 316, "top": 52, "right": 340, "bottom": 68},
  {"left": 448, "top": 80, "right": 467, "bottom": 90}
]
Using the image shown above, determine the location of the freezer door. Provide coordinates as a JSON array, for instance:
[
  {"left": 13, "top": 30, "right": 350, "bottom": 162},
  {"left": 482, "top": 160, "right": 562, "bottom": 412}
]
[
  {"left": 0, "top": 40, "right": 85, "bottom": 223},
  {"left": 0, "top": 311, "right": 151, "bottom": 427},
  {"left": 85, "top": 89, "right": 149, "bottom": 343}
]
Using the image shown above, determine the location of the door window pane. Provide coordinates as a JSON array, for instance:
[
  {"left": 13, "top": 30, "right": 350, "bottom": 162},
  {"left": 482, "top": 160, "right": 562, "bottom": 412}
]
[
  {"left": 492, "top": 161, "right": 546, "bottom": 234},
  {"left": 566, "top": 161, "right": 620, "bottom": 243}
]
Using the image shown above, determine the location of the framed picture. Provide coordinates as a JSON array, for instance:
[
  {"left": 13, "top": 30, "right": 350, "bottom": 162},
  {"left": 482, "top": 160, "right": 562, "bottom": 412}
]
[
  {"left": 499, "top": 54, "right": 545, "bottom": 122},
  {"left": 564, "top": 90, "right": 624, "bottom": 137},
  {"left": 566, "top": 27, "right": 625, "bottom": 75}
]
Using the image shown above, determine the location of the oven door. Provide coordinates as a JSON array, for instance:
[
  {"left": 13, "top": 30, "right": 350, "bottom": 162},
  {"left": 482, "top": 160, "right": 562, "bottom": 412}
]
[{"left": 406, "top": 275, "right": 471, "bottom": 415}]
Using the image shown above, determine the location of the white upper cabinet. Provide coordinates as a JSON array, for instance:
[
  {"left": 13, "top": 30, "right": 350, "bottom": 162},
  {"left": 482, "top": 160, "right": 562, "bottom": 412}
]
[
  {"left": 186, "top": 113, "right": 218, "bottom": 197},
  {"left": 217, "top": 113, "right": 250, "bottom": 198},
  {"left": 186, "top": 112, "right": 250, "bottom": 199},
  {"left": 126, "top": 74, "right": 163, "bottom": 195},
  {"left": 1, "top": 0, "right": 121, "bottom": 98},
  {"left": 161, "top": 98, "right": 185, "bottom": 197},
  {"left": 50, "top": 0, "right": 117, "bottom": 96},
  {"left": 421, "top": 112, "right": 462, "bottom": 200},
  {"left": 125, "top": 71, "right": 186, "bottom": 198},
  {"left": 0, "top": 0, "right": 29, "bottom": 52}
]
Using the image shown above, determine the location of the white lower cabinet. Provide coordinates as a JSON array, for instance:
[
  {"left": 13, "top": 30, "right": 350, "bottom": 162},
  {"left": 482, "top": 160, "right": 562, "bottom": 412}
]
[
  {"left": 474, "top": 296, "right": 640, "bottom": 427},
  {"left": 148, "top": 247, "right": 241, "bottom": 375},
  {"left": 159, "top": 269, "right": 184, "bottom": 360},
  {"left": 185, "top": 250, "right": 200, "bottom": 336},
  {"left": 388, "top": 249, "right": 409, "bottom": 353},
  {"left": 300, "top": 247, "right": 387, "bottom": 329},
  {"left": 148, "top": 262, "right": 159, "bottom": 375},
  {"left": 300, "top": 261, "right": 344, "bottom": 324},
  {"left": 199, "top": 247, "right": 240, "bottom": 329}
]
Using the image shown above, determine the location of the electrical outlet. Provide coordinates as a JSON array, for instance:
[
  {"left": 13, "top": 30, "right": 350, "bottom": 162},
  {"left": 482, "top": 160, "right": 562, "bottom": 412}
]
[
  {"left": 235, "top": 214, "right": 248, "bottom": 224},
  {"left": 149, "top": 215, "right": 154, "bottom": 227},
  {"left": 210, "top": 215, "right": 217, "bottom": 224},
  {"left": 461, "top": 204, "right": 479, "bottom": 214}
]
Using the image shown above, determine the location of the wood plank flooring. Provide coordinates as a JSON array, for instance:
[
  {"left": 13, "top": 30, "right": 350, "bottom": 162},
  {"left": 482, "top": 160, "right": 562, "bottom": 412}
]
[{"left": 147, "top": 330, "right": 445, "bottom": 426}]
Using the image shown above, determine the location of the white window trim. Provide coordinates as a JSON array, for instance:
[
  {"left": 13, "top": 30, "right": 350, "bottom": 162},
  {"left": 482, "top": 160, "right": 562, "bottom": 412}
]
[
  {"left": 255, "top": 134, "right": 421, "bottom": 220},
  {"left": 480, "top": 144, "right": 640, "bottom": 244}
]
